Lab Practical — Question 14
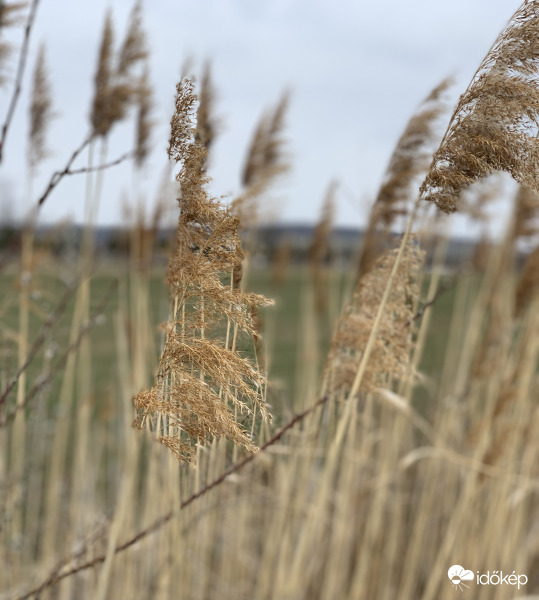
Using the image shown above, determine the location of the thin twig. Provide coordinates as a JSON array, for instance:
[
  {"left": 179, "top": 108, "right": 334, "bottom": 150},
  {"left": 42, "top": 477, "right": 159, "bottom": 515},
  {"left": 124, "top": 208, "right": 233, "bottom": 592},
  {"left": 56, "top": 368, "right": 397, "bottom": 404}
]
[
  {"left": 0, "top": 278, "right": 119, "bottom": 427},
  {"left": 0, "top": 137, "right": 90, "bottom": 271},
  {"left": 0, "top": 280, "right": 78, "bottom": 409},
  {"left": 35, "top": 144, "right": 133, "bottom": 206},
  {"left": 0, "top": 143, "right": 133, "bottom": 272},
  {"left": 35, "top": 136, "right": 92, "bottom": 207},
  {"left": 7, "top": 395, "right": 329, "bottom": 599},
  {"left": 62, "top": 150, "right": 134, "bottom": 177},
  {"left": 0, "top": 0, "right": 40, "bottom": 163}
]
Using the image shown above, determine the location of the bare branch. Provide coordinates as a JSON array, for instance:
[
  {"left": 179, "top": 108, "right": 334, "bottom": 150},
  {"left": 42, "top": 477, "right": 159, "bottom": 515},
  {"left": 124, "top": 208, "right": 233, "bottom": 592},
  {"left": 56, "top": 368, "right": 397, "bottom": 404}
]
[
  {"left": 63, "top": 150, "right": 134, "bottom": 176},
  {"left": 35, "top": 136, "right": 90, "bottom": 207}
]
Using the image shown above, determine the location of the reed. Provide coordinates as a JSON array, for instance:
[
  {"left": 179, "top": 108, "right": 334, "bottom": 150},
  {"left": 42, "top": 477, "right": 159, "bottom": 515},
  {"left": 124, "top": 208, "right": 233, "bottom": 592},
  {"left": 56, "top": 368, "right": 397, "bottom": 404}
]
[
  {"left": 133, "top": 79, "right": 272, "bottom": 462},
  {"left": 2, "top": 1, "right": 539, "bottom": 598}
]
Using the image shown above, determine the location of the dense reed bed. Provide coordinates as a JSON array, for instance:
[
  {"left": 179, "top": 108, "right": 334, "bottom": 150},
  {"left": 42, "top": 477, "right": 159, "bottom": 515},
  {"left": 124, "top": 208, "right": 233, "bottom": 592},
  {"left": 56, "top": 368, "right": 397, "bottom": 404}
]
[{"left": 1, "top": 1, "right": 539, "bottom": 599}]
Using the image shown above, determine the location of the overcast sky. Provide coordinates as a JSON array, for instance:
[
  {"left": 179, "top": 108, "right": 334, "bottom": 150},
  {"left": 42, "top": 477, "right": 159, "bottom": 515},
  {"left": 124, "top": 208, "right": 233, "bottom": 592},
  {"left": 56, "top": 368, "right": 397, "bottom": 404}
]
[{"left": 0, "top": 0, "right": 522, "bottom": 232}]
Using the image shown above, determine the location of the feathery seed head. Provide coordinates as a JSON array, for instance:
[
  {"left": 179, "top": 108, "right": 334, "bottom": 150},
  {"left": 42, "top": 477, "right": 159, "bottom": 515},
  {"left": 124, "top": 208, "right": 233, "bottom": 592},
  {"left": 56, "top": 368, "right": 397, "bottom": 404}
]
[
  {"left": 359, "top": 78, "right": 451, "bottom": 275},
  {"left": 134, "top": 64, "right": 153, "bottom": 168},
  {"left": 28, "top": 43, "right": 52, "bottom": 168},
  {"left": 195, "top": 61, "right": 218, "bottom": 163},
  {"left": 327, "top": 238, "right": 424, "bottom": 397},
  {"left": 90, "top": 3, "right": 148, "bottom": 139},
  {"left": 233, "top": 91, "right": 290, "bottom": 226},
  {"left": 135, "top": 78, "right": 273, "bottom": 462},
  {"left": 421, "top": 1, "right": 539, "bottom": 212}
]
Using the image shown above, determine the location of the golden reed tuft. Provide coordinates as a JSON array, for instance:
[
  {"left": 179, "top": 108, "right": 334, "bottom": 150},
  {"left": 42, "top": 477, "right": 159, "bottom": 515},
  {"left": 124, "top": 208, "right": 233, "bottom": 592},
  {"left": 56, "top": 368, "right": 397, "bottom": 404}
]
[
  {"left": 325, "top": 237, "right": 424, "bottom": 398},
  {"left": 134, "top": 63, "right": 153, "bottom": 168},
  {"left": 28, "top": 43, "right": 52, "bottom": 168},
  {"left": 0, "top": 2, "right": 28, "bottom": 86},
  {"left": 133, "top": 79, "right": 272, "bottom": 462},
  {"left": 359, "top": 78, "right": 451, "bottom": 275},
  {"left": 421, "top": 1, "right": 539, "bottom": 212},
  {"left": 90, "top": 2, "right": 147, "bottom": 139},
  {"left": 194, "top": 61, "right": 218, "bottom": 164},
  {"left": 232, "top": 91, "right": 290, "bottom": 227}
]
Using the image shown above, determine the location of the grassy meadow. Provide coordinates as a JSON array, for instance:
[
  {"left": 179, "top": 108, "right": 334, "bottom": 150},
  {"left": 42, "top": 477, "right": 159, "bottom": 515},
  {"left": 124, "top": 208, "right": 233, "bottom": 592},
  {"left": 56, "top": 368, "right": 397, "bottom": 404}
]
[{"left": 1, "top": 1, "right": 539, "bottom": 599}]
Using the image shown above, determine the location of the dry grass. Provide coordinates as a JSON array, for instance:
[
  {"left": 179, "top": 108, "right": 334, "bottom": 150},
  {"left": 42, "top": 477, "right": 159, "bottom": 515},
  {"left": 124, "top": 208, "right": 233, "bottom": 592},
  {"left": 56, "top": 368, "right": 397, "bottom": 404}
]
[{"left": 1, "top": 1, "right": 539, "bottom": 599}]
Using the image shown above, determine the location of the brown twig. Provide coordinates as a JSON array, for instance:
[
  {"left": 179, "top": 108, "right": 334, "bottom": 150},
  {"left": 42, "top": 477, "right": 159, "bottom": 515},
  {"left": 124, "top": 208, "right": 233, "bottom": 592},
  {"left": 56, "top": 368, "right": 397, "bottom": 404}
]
[
  {"left": 8, "top": 395, "right": 329, "bottom": 599},
  {"left": 0, "top": 278, "right": 118, "bottom": 427},
  {"left": 0, "top": 0, "right": 40, "bottom": 163},
  {"left": 62, "top": 150, "right": 134, "bottom": 177},
  {"left": 35, "top": 136, "right": 91, "bottom": 207},
  {"left": 0, "top": 143, "right": 134, "bottom": 272},
  {"left": 35, "top": 143, "right": 134, "bottom": 206}
]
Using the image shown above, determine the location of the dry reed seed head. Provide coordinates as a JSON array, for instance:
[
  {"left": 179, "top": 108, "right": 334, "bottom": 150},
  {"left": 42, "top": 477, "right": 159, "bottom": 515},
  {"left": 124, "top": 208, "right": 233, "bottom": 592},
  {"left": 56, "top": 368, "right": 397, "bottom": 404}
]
[
  {"left": 0, "top": 1, "right": 27, "bottom": 28},
  {"left": 28, "top": 43, "right": 52, "bottom": 168},
  {"left": 421, "top": 2, "right": 539, "bottom": 213},
  {"left": 134, "top": 64, "right": 153, "bottom": 168},
  {"left": 116, "top": 0, "right": 147, "bottom": 78},
  {"left": 233, "top": 91, "right": 290, "bottom": 226},
  {"left": 90, "top": 3, "right": 148, "bottom": 139},
  {"left": 0, "top": 42, "right": 10, "bottom": 85},
  {"left": 167, "top": 78, "right": 197, "bottom": 163},
  {"left": 375, "top": 77, "right": 453, "bottom": 228},
  {"left": 90, "top": 11, "right": 115, "bottom": 138},
  {"left": 0, "top": 1, "right": 27, "bottom": 86},
  {"left": 195, "top": 61, "right": 218, "bottom": 161},
  {"left": 136, "top": 77, "right": 273, "bottom": 462},
  {"left": 327, "top": 237, "right": 424, "bottom": 397},
  {"left": 263, "top": 90, "right": 289, "bottom": 168},
  {"left": 358, "top": 78, "right": 451, "bottom": 276}
]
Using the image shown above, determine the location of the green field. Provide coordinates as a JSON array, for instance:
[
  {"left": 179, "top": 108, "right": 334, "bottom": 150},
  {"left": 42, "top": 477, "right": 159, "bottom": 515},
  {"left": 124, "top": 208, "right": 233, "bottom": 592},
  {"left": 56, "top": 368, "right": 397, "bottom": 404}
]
[{"left": 0, "top": 256, "right": 457, "bottom": 426}]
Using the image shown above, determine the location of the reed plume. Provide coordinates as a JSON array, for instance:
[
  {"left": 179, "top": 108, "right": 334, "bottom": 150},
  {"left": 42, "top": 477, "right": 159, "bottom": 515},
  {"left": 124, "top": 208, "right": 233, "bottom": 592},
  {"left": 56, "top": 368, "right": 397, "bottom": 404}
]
[
  {"left": 133, "top": 79, "right": 272, "bottom": 462},
  {"left": 90, "top": 2, "right": 147, "bottom": 139},
  {"left": 195, "top": 61, "right": 218, "bottom": 164},
  {"left": 232, "top": 91, "right": 290, "bottom": 226},
  {"left": 359, "top": 78, "right": 451, "bottom": 275},
  {"left": 0, "top": 1, "right": 26, "bottom": 27},
  {"left": 134, "top": 63, "right": 152, "bottom": 168},
  {"left": 0, "top": 1, "right": 27, "bottom": 86},
  {"left": 421, "top": 1, "right": 539, "bottom": 212},
  {"left": 28, "top": 42, "right": 51, "bottom": 168},
  {"left": 326, "top": 237, "right": 424, "bottom": 397}
]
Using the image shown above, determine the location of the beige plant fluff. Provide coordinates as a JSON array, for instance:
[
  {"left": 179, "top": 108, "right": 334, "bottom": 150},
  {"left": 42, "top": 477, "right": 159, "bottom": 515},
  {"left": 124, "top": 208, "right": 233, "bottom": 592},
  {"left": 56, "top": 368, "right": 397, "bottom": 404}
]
[
  {"left": 325, "top": 238, "right": 424, "bottom": 398},
  {"left": 421, "top": 0, "right": 539, "bottom": 212},
  {"left": 133, "top": 79, "right": 272, "bottom": 462},
  {"left": 359, "top": 78, "right": 451, "bottom": 275}
]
